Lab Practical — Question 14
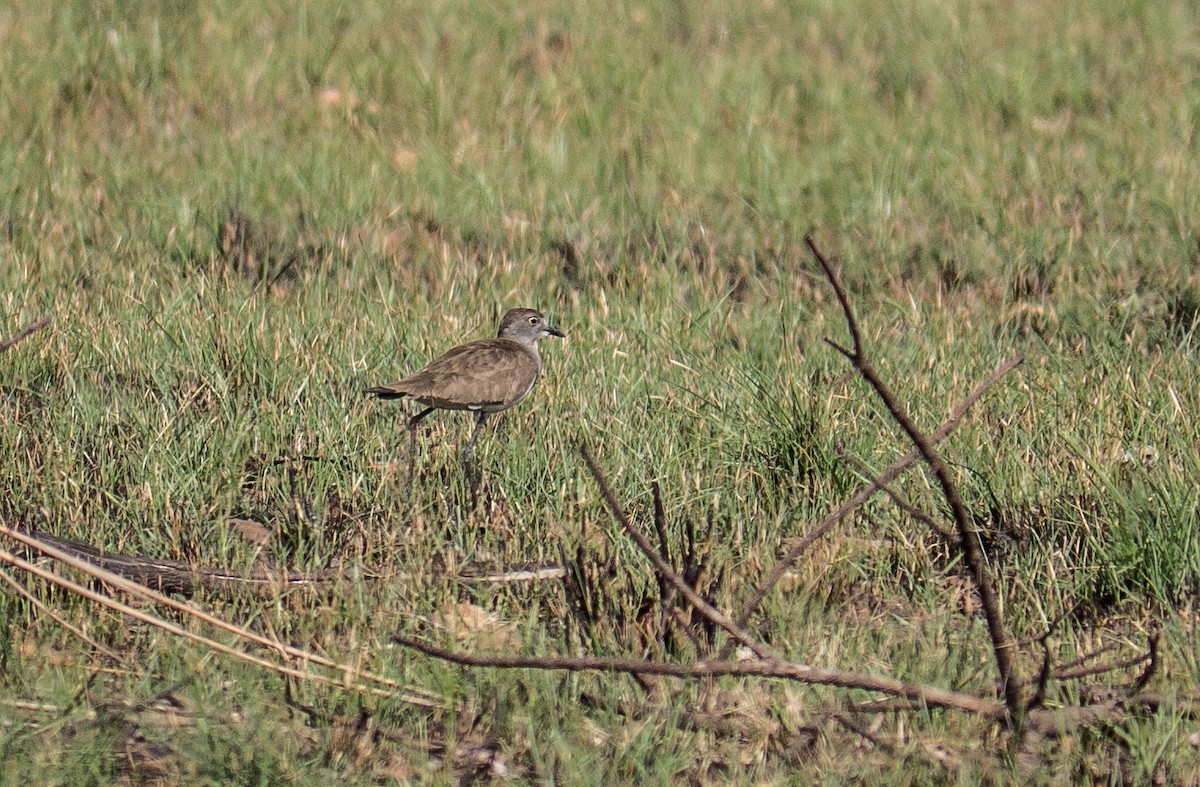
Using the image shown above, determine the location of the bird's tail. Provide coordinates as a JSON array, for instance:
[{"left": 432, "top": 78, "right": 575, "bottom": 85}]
[{"left": 364, "top": 386, "right": 409, "bottom": 400}]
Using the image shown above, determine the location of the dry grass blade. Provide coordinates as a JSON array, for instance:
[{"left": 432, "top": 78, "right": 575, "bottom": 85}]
[{"left": 0, "top": 523, "right": 442, "bottom": 708}]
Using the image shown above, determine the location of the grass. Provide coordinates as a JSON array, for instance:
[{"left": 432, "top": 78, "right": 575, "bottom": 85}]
[{"left": 2, "top": 0, "right": 1200, "bottom": 782}]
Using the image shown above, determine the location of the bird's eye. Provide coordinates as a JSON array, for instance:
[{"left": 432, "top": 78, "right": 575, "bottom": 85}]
[{"left": 528, "top": 316, "right": 540, "bottom": 325}]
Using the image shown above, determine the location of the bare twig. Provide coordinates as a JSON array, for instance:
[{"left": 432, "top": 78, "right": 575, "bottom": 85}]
[
  {"left": 1049, "top": 641, "right": 1119, "bottom": 674},
  {"left": 1000, "top": 641, "right": 1150, "bottom": 702},
  {"left": 651, "top": 481, "right": 671, "bottom": 565},
  {"left": 579, "top": 444, "right": 777, "bottom": 661},
  {"left": 649, "top": 481, "right": 681, "bottom": 649},
  {"left": 836, "top": 446, "right": 958, "bottom": 544},
  {"left": 1009, "top": 641, "right": 1118, "bottom": 690},
  {"left": 1026, "top": 645, "right": 1053, "bottom": 711},
  {"left": 0, "top": 315, "right": 50, "bottom": 354},
  {"left": 832, "top": 711, "right": 895, "bottom": 753},
  {"left": 1055, "top": 652, "right": 1152, "bottom": 684},
  {"left": 804, "top": 235, "right": 1023, "bottom": 724},
  {"left": 722, "top": 354, "right": 1023, "bottom": 659},
  {"left": 391, "top": 634, "right": 1006, "bottom": 719},
  {"left": 1131, "top": 631, "right": 1159, "bottom": 693}
]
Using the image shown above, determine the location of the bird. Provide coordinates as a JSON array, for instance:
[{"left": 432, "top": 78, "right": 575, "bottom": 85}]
[{"left": 366, "top": 307, "right": 565, "bottom": 482}]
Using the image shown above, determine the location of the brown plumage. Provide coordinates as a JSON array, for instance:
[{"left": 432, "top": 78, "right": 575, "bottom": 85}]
[{"left": 366, "top": 308, "right": 564, "bottom": 480}]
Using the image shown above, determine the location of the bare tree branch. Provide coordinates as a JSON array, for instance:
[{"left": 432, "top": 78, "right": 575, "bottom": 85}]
[
  {"left": 579, "top": 443, "right": 778, "bottom": 661},
  {"left": 1132, "top": 631, "right": 1159, "bottom": 693},
  {"left": 723, "top": 355, "right": 1024, "bottom": 659},
  {"left": 391, "top": 634, "right": 1006, "bottom": 719},
  {"left": 1027, "top": 644, "right": 1053, "bottom": 711},
  {"left": 1043, "top": 641, "right": 1118, "bottom": 675},
  {"left": 0, "top": 315, "right": 50, "bottom": 354},
  {"left": 836, "top": 445, "right": 958, "bottom": 544},
  {"left": 804, "top": 234, "right": 1023, "bottom": 724},
  {"left": 1056, "top": 652, "right": 1152, "bottom": 684}
]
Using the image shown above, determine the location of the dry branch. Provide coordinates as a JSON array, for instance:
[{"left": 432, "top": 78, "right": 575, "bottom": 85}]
[
  {"left": 391, "top": 634, "right": 1006, "bottom": 719},
  {"left": 722, "top": 353, "right": 1023, "bottom": 659},
  {"left": 0, "top": 315, "right": 50, "bottom": 354},
  {"left": 1052, "top": 652, "right": 1152, "bottom": 685},
  {"left": 580, "top": 443, "right": 777, "bottom": 661},
  {"left": 804, "top": 234, "right": 1023, "bottom": 723}
]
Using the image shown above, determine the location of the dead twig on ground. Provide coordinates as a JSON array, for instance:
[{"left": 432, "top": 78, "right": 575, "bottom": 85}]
[{"left": 391, "top": 634, "right": 1006, "bottom": 718}]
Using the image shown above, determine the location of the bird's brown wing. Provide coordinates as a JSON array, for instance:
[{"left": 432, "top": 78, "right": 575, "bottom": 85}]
[{"left": 366, "top": 339, "right": 538, "bottom": 411}]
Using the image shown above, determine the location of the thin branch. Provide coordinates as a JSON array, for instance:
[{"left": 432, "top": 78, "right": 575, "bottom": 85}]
[
  {"left": 391, "top": 635, "right": 1006, "bottom": 719},
  {"left": 1011, "top": 641, "right": 1118, "bottom": 687},
  {"left": 722, "top": 353, "right": 1024, "bottom": 658},
  {"left": 649, "top": 481, "right": 680, "bottom": 650},
  {"left": 809, "top": 243, "right": 863, "bottom": 356},
  {"left": 1026, "top": 645, "right": 1053, "bottom": 711},
  {"left": 832, "top": 711, "right": 895, "bottom": 754},
  {"left": 579, "top": 444, "right": 777, "bottom": 661},
  {"left": 836, "top": 446, "right": 958, "bottom": 544},
  {"left": 1132, "top": 632, "right": 1159, "bottom": 693},
  {"left": 1003, "top": 641, "right": 1148, "bottom": 699},
  {"left": 0, "top": 315, "right": 50, "bottom": 354},
  {"left": 1055, "top": 652, "right": 1152, "bottom": 684},
  {"left": 651, "top": 481, "right": 670, "bottom": 565},
  {"left": 1050, "top": 641, "right": 1118, "bottom": 673},
  {"left": 805, "top": 234, "right": 1023, "bottom": 724}
]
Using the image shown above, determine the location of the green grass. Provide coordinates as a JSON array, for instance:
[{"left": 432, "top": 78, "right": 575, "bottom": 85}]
[{"left": 2, "top": 0, "right": 1200, "bottom": 782}]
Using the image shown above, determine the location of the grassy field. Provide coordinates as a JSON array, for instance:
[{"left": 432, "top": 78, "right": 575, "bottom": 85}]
[{"left": 2, "top": 0, "right": 1199, "bottom": 782}]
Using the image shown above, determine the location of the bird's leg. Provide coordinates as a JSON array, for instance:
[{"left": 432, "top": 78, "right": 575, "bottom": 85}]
[
  {"left": 462, "top": 411, "right": 489, "bottom": 475},
  {"left": 462, "top": 412, "right": 491, "bottom": 506},
  {"left": 406, "top": 406, "right": 436, "bottom": 490}
]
